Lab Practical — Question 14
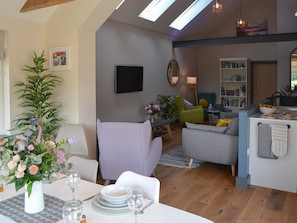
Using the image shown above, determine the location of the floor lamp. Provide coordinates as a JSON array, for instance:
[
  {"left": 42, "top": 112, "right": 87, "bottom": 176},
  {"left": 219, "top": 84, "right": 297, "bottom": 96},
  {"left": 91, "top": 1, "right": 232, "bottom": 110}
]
[{"left": 187, "top": 77, "right": 198, "bottom": 105}]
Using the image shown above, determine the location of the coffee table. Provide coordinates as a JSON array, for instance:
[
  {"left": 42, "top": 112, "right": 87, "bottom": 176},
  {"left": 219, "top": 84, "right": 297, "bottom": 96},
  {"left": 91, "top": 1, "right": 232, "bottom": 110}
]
[{"left": 151, "top": 119, "right": 174, "bottom": 138}]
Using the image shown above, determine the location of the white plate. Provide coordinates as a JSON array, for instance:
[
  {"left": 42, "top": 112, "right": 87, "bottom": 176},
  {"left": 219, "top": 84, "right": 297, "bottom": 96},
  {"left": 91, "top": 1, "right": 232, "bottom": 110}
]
[
  {"left": 96, "top": 194, "right": 127, "bottom": 208},
  {"left": 92, "top": 199, "right": 131, "bottom": 216}
]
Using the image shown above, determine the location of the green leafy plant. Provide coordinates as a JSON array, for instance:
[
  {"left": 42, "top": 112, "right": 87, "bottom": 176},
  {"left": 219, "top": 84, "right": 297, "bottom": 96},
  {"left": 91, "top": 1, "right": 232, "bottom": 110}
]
[
  {"left": 156, "top": 94, "right": 177, "bottom": 120},
  {"left": 13, "top": 51, "right": 63, "bottom": 140}
]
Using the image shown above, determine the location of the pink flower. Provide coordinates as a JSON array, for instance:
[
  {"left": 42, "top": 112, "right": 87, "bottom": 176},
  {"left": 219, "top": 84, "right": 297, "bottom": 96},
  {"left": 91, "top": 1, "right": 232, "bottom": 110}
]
[
  {"left": 18, "top": 164, "right": 26, "bottom": 172},
  {"left": 29, "top": 165, "right": 39, "bottom": 175},
  {"left": 147, "top": 109, "right": 153, "bottom": 114},
  {"left": 153, "top": 104, "right": 160, "bottom": 111},
  {"left": 55, "top": 150, "right": 66, "bottom": 164},
  {"left": 13, "top": 154, "right": 20, "bottom": 162},
  {"left": 27, "top": 144, "right": 34, "bottom": 151},
  {"left": 15, "top": 171, "right": 24, "bottom": 178},
  {"left": 0, "top": 140, "right": 6, "bottom": 147},
  {"left": 7, "top": 161, "right": 17, "bottom": 170}
]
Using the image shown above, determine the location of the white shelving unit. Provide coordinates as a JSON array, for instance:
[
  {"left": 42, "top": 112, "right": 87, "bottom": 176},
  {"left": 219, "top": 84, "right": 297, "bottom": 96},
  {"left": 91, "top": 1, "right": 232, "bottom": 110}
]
[{"left": 220, "top": 57, "right": 249, "bottom": 110}]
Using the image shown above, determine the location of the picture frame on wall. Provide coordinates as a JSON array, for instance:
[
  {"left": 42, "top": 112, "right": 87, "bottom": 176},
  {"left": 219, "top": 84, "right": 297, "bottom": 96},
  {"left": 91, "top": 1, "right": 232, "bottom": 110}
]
[{"left": 49, "top": 46, "right": 71, "bottom": 70}]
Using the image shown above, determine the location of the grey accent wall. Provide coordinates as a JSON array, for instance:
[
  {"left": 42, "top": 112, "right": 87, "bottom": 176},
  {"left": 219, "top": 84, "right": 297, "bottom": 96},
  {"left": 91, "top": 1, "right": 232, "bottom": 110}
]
[{"left": 96, "top": 20, "right": 187, "bottom": 122}]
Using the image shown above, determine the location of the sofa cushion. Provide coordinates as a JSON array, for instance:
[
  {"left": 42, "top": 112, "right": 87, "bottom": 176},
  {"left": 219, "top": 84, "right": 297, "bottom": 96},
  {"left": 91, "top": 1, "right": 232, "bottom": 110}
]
[
  {"left": 185, "top": 122, "right": 227, "bottom": 133},
  {"left": 216, "top": 119, "right": 232, "bottom": 127},
  {"left": 199, "top": 98, "right": 209, "bottom": 108},
  {"left": 225, "top": 117, "right": 239, "bottom": 136},
  {"left": 183, "top": 99, "right": 193, "bottom": 110},
  {"left": 220, "top": 111, "right": 238, "bottom": 119}
]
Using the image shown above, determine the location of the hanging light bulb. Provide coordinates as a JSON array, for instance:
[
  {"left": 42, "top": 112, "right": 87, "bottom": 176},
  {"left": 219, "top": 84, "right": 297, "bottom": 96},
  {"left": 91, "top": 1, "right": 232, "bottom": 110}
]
[
  {"left": 212, "top": 0, "right": 223, "bottom": 14},
  {"left": 236, "top": 0, "right": 246, "bottom": 27}
]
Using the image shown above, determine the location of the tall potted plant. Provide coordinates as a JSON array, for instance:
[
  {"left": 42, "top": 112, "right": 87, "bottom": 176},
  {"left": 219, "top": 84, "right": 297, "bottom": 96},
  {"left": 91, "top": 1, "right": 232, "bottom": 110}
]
[{"left": 14, "top": 51, "right": 63, "bottom": 140}]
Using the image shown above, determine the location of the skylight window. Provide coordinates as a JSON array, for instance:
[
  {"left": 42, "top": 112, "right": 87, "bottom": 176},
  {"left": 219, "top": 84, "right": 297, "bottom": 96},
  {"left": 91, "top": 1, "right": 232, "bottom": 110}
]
[
  {"left": 169, "top": 0, "right": 212, "bottom": 30},
  {"left": 138, "top": 0, "right": 176, "bottom": 22}
]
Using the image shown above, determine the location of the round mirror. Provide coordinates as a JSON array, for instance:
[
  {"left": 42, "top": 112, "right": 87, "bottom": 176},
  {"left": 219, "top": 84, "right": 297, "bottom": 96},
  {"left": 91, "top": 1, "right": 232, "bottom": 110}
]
[
  {"left": 290, "top": 47, "right": 297, "bottom": 91},
  {"left": 167, "top": 59, "right": 179, "bottom": 86}
]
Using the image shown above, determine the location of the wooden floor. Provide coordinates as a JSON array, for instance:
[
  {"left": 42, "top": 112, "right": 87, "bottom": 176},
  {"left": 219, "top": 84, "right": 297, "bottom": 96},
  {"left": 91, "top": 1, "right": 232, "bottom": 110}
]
[{"left": 98, "top": 123, "right": 297, "bottom": 223}]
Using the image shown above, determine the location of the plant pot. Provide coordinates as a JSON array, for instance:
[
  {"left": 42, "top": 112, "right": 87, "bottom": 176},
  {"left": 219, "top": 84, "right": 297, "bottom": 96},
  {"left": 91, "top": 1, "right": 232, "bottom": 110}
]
[{"left": 24, "top": 181, "right": 45, "bottom": 214}]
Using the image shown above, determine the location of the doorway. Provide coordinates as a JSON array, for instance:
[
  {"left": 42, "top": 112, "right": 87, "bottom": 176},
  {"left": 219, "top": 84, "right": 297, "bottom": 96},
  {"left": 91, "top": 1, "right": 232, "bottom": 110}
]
[{"left": 251, "top": 61, "right": 277, "bottom": 104}]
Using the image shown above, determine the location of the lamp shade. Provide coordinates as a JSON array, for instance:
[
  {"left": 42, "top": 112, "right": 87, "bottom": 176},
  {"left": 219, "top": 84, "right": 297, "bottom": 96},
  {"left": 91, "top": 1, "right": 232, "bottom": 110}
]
[
  {"left": 171, "top": 76, "right": 179, "bottom": 84},
  {"left": 187, "top": 77, "right": 197, "bottom": 85}
]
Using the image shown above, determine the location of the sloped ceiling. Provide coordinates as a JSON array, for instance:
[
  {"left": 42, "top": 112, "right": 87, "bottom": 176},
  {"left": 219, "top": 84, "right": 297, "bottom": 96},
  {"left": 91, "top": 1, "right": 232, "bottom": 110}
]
[{"left": 109, "top": 0, "right": 252, "bottom": 40}]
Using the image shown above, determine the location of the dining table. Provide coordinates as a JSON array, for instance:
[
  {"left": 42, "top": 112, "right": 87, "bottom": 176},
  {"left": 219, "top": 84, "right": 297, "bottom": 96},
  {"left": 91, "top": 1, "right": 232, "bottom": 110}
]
[{"left": 0, "top": 174, "right": 214, "bottom": 223}]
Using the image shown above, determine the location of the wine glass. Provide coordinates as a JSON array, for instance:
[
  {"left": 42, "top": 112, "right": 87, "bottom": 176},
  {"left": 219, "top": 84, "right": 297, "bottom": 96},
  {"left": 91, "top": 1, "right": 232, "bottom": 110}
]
[
  {"left": 62, "top": 200, "right": 83, "bottom": 223},
  {"left": 66, "top": 169, "right": 81, "bottom": 200},
  {"left": 127, "top": 188, "right": 145, "bottom": 223}
]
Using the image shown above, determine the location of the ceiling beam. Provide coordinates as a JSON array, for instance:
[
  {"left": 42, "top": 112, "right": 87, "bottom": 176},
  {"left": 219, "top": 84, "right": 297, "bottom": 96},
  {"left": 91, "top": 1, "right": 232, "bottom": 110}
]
[
  {"left": 20, "top": 0, "right": 74, "bottom": 13},
  {"left": 172, "top": 33, "right": 297, "bottom": 48}
]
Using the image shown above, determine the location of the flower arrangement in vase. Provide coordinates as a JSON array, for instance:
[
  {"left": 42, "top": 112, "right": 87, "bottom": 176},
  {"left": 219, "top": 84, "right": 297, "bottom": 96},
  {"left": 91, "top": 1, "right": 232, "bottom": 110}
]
[
  {"left": 0, "top": 118, "right": 75, "bottom": 197},
  {"left": 145, "top": 102, "right": 161, "bottom": 123}
]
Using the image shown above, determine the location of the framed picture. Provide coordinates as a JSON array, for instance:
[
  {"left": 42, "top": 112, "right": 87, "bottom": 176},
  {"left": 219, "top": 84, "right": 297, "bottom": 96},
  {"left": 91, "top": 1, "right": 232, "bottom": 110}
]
[
  {"left": 49, "top": 46, "right": 71, "bottom": 70},
  {"left": 236, "top": 20, "right": 268, "bottom": 36}
]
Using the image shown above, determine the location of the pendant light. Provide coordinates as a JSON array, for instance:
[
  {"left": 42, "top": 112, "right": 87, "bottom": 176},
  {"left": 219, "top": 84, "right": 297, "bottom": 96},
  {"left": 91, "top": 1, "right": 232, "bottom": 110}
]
[
  {"left": 212, "top": 0, "right": 223, "bottom": 14},
  {"left": 236, "top": 0, "right": 246, "bottom": 27}
]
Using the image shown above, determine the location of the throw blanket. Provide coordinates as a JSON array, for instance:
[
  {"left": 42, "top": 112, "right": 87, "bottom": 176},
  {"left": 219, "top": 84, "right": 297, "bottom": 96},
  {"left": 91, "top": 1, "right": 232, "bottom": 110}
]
[{"left": 270, "top": 124, "right": 288, "bottom": 157}]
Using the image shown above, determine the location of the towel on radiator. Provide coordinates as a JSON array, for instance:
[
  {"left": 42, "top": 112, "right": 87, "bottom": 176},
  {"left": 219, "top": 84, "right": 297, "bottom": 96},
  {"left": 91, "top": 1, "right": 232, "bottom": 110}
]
[
  {"left": 258, "top": 124, "right": 277, "bottom": 159},
  {"left": 270, "top": 124, "right": 288, "bottom": 157}
]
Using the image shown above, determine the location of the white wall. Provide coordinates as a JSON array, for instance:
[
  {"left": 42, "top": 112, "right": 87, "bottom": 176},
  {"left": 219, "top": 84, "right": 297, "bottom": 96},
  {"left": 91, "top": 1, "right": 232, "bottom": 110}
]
[
  {"left": 0, "top": 17, "right": 46, "bottom": 134},
  {"left": 96, "top": 20, "right": 180, "bottom": 122}
]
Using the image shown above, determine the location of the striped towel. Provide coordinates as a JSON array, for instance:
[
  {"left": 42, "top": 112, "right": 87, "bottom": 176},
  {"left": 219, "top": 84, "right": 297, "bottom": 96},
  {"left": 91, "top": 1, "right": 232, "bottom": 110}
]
[{"left": 269, "top": 124, "right": 288, "bottom": 157}]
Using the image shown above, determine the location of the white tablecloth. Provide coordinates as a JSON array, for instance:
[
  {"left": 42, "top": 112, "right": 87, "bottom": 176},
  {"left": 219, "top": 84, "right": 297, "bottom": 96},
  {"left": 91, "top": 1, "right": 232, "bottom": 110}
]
[{"left": 0, "top": 175, "right": 214, "bottom": 223}]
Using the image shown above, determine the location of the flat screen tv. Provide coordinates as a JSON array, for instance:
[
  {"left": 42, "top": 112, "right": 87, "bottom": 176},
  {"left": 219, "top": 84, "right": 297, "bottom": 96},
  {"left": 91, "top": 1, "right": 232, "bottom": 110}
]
[{"left": 115, "top": 65, "right": 143, "bottom": 93}]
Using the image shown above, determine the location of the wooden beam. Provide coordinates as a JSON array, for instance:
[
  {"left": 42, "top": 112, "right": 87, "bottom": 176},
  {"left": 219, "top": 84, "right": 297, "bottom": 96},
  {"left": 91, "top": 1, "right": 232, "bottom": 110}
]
[
  {"left": 20, "top": 0, "right": 74, "bottom": 13},
  {"left": 172, "top": 33, "right": 297, "bottom": 48}
]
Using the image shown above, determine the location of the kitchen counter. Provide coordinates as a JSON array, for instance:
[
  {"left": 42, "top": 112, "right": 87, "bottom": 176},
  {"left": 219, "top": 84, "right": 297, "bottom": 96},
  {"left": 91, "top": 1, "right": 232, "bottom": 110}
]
[{"left": 249, "top": 113, "right": 297, "bottom": 193}]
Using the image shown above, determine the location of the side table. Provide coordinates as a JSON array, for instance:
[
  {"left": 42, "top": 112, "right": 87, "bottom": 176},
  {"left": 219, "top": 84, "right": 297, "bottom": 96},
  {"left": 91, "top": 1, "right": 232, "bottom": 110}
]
[
  {"left": 208, "top": 110, "right": 220, "bottom": 124},
  {"left": 151, "top": 119, "right": 174, "bottom": 138}
]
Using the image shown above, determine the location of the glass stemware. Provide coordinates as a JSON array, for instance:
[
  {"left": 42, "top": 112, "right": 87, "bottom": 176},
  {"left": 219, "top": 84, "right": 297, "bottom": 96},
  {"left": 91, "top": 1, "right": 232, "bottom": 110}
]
[
  {"left": 127, "top": 188, "right": 145, "bottom": 223},
  {"left": 66, "top": 169, "right": 81, "bottom": 200},
  {"left": 62, "top": 200, "right": 83, "bottom": 223}
]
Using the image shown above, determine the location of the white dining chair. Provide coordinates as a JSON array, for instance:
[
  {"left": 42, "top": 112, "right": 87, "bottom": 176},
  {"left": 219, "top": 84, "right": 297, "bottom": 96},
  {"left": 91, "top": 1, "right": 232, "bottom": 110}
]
[
  {"left": 56, "top": 124, "right": 88, "bottom": 158},
  {"left": 116, "top": 171, "right": 160, "bottom": 202},
  {"left": 66, "top": 156, "right": 98, "bottom": 183}
]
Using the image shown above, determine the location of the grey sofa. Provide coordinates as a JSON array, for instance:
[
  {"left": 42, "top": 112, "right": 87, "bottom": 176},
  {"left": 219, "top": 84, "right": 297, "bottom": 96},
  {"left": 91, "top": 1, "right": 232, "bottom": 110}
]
[{"left": 182, "top": 117, "right": 238, "bottom": 176}]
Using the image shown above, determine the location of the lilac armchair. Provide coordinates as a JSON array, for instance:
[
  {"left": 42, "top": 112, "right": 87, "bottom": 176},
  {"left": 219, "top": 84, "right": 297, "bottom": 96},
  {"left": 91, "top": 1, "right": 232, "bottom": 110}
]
[{"left": 97, "top": 119, "right": 162, "bottom": 184}]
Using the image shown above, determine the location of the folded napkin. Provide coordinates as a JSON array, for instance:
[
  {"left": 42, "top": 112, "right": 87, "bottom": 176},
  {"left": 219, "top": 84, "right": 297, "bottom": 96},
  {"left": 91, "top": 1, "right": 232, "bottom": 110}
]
[{"left": 270, "top": 124, "right": 288, "bottom": 157}]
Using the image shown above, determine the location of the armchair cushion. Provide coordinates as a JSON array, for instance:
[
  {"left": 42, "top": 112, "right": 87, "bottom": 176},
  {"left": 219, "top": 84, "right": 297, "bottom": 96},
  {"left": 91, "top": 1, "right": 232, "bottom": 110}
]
[
  {"left": 183, "top": 99, "right": 193, "bottom": 110},
  {"left": 225, "top": 117, "right": 239, "bottom": 136}
]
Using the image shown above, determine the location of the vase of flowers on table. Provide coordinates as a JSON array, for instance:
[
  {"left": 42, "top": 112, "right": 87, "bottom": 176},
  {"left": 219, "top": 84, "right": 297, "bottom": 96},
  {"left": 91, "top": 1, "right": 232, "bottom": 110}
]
[
  {"left": 145, "top": 102, "right": 161, "bottom": 123},
  {"left": 0, "top": 118, "right": 75, "bottom": 214}
]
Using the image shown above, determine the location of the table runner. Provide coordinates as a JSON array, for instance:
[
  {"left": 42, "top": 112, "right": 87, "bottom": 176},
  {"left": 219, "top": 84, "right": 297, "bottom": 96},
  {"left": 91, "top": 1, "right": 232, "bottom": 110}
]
[{"left": 0, "top": 193, "right": 64, "bottom": 223}]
